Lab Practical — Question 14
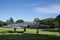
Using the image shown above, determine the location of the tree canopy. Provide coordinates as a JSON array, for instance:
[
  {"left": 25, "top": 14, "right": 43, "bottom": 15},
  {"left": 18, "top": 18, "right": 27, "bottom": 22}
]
[
  {"left": 16, "top": 19, "right": 24, "bottom": 23},
  {"left": 0, "top": 15, "right": 60, "bottom": 28},
  {"left": 33, "top": 18, "right": 40, "bottom": 24},
  {"left": 9, "top": 17, "right": 14, "bottom": 24},
  {"left": 55, "top": 14, "right": 60, "bottom": 27}
]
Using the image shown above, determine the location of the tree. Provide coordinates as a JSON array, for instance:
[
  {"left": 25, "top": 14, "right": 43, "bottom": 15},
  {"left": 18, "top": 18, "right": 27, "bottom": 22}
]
[
  {"left": 16, "top": 19, "right": 25, "bottom": 32},
  {"left": 0, "top": 21, "right": 4, "bottom": 27},
  {"left": 0, "top": 20, "right": 10, "bottom": 26},
  {"left": 3, "top": 22, "right": 8, "bottom": 26},
  {"left": 33, "top": 18, "right": 40, "bottom": 34},
  {"left": 56, "top": 15, "right": 60, "bottom": 22},
  {"left": 16, "top": 19, "right": 24, "bottom": 23},
  {"left": 3, "top": 20, "right": 10, "bottom": 26},
  {"left": 55, "top": 15, "right": 60, "bottom": 32},
  {"left": 9, "top": 17, "right": 16, "bottom": 32},
  {"left": 9, "top": 17, "right": 14, "bottom": 24},
  {"left": 55, "top": 15, "right": 60, "bottom": 26},
  {"left": 6, "top": 20, "right": 10, "bottom": 24},
  {"left": 41, "top": 18, "right": 57, "bottom": 28},
  {"left": 33, "top": 18, "right": 40, "bottom": 24}
]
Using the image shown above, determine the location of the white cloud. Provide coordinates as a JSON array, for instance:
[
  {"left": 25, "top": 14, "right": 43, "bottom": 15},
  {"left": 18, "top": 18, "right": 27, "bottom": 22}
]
[{"left": 36, "top": 5, "right": 60, "bottom": 14}]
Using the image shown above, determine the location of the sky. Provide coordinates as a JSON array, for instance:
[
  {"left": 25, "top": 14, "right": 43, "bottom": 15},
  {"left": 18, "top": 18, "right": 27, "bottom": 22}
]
[{"left": 0, "top": 0, "right": 60, "bottom": 22}]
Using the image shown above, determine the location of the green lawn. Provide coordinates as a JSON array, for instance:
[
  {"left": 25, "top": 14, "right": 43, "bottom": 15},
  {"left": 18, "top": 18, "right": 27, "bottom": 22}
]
[{"left": 0, "top": 27, "right": 60, "bottom": 40}]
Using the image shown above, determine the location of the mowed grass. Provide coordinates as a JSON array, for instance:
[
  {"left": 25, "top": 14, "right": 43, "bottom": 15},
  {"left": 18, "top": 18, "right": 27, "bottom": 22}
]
[{"left": 0, "top": 27, "right": 60, "bottom": 40}]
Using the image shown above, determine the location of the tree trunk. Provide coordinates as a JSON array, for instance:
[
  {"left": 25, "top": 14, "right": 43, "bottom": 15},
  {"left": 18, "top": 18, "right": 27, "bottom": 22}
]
[
  {"left": 24, "top": 27, "right": 26, "bottom": 32},
  {"left": 58, "top": 22, "right": 60, "bottom": 33},
  {"left": 14, "top": 28, "right": 16, "bottom": 32},
  {"left": 36, "top": 28, "right": 39, "bottom": 34}
]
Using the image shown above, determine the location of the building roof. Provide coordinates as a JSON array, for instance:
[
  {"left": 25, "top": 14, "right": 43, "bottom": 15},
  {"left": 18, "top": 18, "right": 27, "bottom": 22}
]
[{"left": 6, "top": 22, "right": 49, "bottom": 28}]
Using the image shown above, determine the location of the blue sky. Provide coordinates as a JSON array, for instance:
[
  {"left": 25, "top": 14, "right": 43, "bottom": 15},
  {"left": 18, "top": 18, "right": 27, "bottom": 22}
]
[{"left": 0, "top": 0, "right": 60, "bottom": 21}]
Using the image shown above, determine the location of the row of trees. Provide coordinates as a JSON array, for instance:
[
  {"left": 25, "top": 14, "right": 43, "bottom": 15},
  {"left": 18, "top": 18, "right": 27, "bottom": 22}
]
[
  {"left": 0, "top": 18, "right": 24, "bottom": 26},
  {"left": 34, "top": 15, "right": 60, "bottom": 28},
  {"left": 0, "top": 15, "right": 60, "bottom": 28}
]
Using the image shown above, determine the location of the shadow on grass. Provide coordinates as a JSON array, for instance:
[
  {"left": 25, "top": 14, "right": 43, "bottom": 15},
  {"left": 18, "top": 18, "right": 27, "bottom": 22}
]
[
  {"left": 7, "top": 31, "right": 25, "bottom": 33},
  {"left": 41, "top": 28, "right": 60, "bottom": 32},
  {"left": 0, "top": 33, "right": 60, "bottom": 40},
  {"left": 0, "top": 31, "right": 25, "bottom": 33},
  {"left": 42, "top": 29, "right": 58, "bottom": 32}
]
